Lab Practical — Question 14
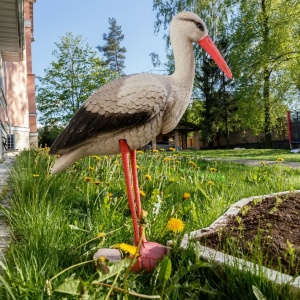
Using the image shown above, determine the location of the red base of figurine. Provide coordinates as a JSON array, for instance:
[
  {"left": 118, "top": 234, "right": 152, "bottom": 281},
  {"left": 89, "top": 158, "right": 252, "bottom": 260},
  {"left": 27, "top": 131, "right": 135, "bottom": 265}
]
[{"left": 131, "top": 241, "right": 167, "bottom": 272}]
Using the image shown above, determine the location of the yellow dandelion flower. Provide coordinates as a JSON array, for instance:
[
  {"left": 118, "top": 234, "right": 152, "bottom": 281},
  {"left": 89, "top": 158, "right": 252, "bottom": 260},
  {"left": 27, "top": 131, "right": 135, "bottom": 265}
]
[
  {"left": 276, "top": 157, "right": 284, "bottom": 162},
  {"left": 152, "top": 149, "right": 159, "bottom": 153},
  {"left": 210, "top": 167, "right": 217, "bottom": 173},
  {"left": 144, "top": 174, "right": 152, "bottom": 181},
  {"left": 92, "top": 155, "right": 100, "bottom": 160},
  {"left": 141, "top": 209, "right": 148, "bottom": 219},
  {"left": 83, "top": 177, "right": 93, "bottom": 183},
  {"left": 103, "top": 156, "right": 109, "bottom": 159},
  {"left": 88, "top": 166, "right": 94, "bottom": 171},
  {"left": 207, "top": 180, "right": 214, "bottom": 185},
  {"left": 113, "top": 243, "right": 138, "bottom": 256},
  {"left": 137, "top": 150, "right": 144, "bottom": 154},
  {"left": 94, "top": 180, "right": 101, "bottom": 185},
  {"left": 108, "top": 193, "right": 113, "bottom": 197},
  {"left": 182, "top": 192, "right": 190, "bottom": 200},
  {"left": 159, "top": 148, "right": 166, "bottom": 151},
  {"left": 175, "top": 160, "right": 180, "bottom": 163},
  {"left": 98, "top": 256, "right": 106, "bottom": 263},
  {"left": 169, "top": 147, "right": 176, "bottom": 151},
  {"left": 188, "top": 161, "right": 197, "bottom": 167},
  {"left": 139, "top": 209, "right": 148, "bottom": 225},
  {"left": 32, "top": 174, "right": 39, "bottom": 178},
  {"left": 136, "top": 164, "right": 140, "bottom": 169},
  {"left": 140, "top": 190, "right": 146, "bottom": 197},
  {"left": 97, "top": 232, "right": 106, "bottom": 238},
  {"left": 164, "top": 157, "right": 171, "bottom": 162},
  {"left": 166, "top": 218, "right": 185, "bottom": 234}
]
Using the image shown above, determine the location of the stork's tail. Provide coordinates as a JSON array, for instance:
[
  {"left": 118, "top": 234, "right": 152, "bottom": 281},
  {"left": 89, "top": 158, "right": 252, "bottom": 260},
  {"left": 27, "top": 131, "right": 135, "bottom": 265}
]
[{"left": 51, "top": 148, "right": 84, "bottom": 175}]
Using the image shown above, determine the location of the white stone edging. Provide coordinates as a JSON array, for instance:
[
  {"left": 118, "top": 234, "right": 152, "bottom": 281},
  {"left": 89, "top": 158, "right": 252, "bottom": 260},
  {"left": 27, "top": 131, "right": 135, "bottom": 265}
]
[{"left": 175, "top": 190, "right": 300, "bottom": 298}]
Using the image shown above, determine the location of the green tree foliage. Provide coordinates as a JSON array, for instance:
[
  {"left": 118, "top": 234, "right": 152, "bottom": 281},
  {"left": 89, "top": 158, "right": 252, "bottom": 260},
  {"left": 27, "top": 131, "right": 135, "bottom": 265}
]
[
  {"left": 197, "top": 37, "right": 236, "bottom": 148},
  {"left": 154, "top": 0, "right": 300, "bottom": 148},
  {"left": 153, "top": 0, "right": 236, "bottom": 147},
  {"left": 97, "top": 18, "right": 127, "bottom": 77},
  {"left": 38, "top": 126, "right": 64, "bottom": 147},
  {"left": 36, "top": 32, "right": 114, "bottom": 127},
  {"left": 230, "top": 0, "right": 300, "bottom": 146}
]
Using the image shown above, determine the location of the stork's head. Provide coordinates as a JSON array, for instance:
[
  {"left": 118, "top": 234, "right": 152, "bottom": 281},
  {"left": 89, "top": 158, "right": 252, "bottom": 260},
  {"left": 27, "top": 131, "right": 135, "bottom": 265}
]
[{"left": 171, "top": 11, "right": 232, "bottom": 79}]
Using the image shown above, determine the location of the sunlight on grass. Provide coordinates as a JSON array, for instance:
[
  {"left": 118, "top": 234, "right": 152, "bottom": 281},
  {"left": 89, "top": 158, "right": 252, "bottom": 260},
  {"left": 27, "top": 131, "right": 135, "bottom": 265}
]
[
  {"left": 0, "top": 148, "right": 299, "bottom": 299},
  {"left": 195, "top": 148, "right": 300, "bottom": 162}
]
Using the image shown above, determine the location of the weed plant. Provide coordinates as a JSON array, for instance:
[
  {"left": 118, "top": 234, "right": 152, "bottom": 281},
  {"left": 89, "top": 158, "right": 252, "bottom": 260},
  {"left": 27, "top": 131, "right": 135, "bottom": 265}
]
[{"left": 0, "top": 148, "right": 299, "bottom": 299}]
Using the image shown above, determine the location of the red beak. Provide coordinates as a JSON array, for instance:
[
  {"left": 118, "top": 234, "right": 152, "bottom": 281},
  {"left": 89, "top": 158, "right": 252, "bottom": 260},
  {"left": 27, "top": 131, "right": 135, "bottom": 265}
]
[{"left": 198, "top": 35, "right": 232, "bottom": 79}]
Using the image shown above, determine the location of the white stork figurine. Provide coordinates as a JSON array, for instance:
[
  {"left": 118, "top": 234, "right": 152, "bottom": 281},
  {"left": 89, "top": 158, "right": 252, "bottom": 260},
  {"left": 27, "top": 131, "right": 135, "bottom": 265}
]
[{"left": 50, "top": 11, "right": 232, "bottom": 272}]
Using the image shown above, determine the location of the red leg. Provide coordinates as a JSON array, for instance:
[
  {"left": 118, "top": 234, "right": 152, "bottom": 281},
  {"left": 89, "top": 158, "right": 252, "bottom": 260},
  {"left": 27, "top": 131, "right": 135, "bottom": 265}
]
[
  {"left": 130, "top": 150, "right": 147, "bottom": 243},
  {"left": 119, "top": 140, "right": 139, "bottom": 245}
]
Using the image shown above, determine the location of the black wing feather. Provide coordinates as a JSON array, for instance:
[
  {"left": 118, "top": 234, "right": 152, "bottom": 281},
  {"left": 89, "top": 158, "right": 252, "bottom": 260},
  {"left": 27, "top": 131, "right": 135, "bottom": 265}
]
[{"left": 50, "top": 108, "right": 151, "bottom": 154}]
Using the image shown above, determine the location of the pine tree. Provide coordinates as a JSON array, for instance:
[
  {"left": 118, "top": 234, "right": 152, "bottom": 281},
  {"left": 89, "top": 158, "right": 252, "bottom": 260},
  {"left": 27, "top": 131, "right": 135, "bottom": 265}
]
[{"left": 97, "top": 18, "right": 127, "bottom": 77}]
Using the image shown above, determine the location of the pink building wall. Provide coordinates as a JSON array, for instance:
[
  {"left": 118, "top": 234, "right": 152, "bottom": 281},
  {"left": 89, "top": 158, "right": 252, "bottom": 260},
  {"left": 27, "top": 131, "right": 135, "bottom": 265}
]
[
  {"left": 2, "top": 0, "right": 38, "bottom": 151},
  {"left": 25, "top": 0, "right": 38, "bottom": 143},
  {"left": 5, "top": 60, "right": 28, "bottom": 128}
]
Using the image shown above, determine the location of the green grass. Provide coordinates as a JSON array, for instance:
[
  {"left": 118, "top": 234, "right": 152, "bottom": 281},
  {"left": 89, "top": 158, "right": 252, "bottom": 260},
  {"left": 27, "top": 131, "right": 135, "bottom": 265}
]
[
  {"left": 0, "top": 148, "right": 299, "bottom": 299},
  {"left": 192, "top": 148, "right": 300, "bottom": 162}
]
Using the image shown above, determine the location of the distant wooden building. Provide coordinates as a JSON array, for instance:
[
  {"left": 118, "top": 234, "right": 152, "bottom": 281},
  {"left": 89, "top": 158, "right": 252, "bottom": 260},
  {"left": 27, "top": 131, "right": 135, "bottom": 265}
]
[
  {"left": 154, "top": 120, "right": 201, "bottom": 150},
  {"left": 154, "top": 118, "right": 289, "bottom": 150},
  {"left": 287, "top": 111, "right": 300, "bottom": 149}
]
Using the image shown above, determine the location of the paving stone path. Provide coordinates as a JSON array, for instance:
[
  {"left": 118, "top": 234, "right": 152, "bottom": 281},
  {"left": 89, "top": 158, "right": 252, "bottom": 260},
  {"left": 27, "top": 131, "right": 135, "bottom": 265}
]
[{"left": 0, "top": 156, "right": 15, "bottom": 270}]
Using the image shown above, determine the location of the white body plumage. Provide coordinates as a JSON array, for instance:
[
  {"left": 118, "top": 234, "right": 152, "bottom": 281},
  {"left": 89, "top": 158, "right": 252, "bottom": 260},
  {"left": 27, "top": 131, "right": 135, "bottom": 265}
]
[{"left": 50, "top": 11, "right": 231, "bottom": 174}]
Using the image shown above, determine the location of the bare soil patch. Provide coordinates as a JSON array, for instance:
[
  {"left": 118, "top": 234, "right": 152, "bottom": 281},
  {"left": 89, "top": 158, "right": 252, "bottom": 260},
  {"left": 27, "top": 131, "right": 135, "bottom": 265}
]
[{"left": 198, "top": 192, "right": 300, "bottom": 277}]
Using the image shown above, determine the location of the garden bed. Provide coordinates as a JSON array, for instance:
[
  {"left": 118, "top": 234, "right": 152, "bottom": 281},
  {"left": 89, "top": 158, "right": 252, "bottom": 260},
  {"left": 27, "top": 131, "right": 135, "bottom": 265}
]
[{"left": 178, "top": 191, "right": 300, "bottom": 296}]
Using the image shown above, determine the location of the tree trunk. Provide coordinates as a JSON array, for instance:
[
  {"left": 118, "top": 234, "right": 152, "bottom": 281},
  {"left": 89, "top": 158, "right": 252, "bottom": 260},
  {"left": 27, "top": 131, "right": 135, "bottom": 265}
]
[
  {"left": 262, "top": 0, "right": 272, "bottom": 148},
  {"left": 182, "top": 132, "right": 187, "bottom": 149},
  {"left": 263, "top": 68, "right": 272, "bottom": 148},
  {"left": 224, "top": 104, "right": 230, "bottom": 149}
]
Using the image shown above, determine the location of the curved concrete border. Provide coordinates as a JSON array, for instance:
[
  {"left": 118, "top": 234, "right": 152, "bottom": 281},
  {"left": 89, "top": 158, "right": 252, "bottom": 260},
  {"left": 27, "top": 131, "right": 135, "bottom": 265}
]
[{"left": 175, "top": 190, "right": 300, "bottom": 298}]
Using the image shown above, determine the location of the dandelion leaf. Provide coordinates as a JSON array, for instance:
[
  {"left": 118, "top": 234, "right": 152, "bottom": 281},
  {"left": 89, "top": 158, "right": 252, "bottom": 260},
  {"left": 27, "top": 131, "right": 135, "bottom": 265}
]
[
  {"left": 54, "top": 277, "right": 81, "bottom": 296},
  {"left": 158, "top": 256, "right": 172, "bottom": 284},
  {"left": 93, "top": 258, "right": 132, "bottom": 283}
]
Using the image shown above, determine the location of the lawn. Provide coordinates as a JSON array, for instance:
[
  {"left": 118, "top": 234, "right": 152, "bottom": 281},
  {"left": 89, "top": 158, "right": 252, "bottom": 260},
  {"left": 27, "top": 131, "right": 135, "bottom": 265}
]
[
  {"left": 188, "top": 148, "right": 300, "bottom": 162},
  {"left": 0, "top": 148, "right": 299, "bottom": 299}
]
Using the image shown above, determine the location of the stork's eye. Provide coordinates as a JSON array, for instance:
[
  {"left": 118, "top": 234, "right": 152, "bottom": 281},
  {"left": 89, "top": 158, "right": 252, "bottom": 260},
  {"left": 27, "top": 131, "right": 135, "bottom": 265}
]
[{"left": 196, "top": 22, "right": 204, "bottom": 31}]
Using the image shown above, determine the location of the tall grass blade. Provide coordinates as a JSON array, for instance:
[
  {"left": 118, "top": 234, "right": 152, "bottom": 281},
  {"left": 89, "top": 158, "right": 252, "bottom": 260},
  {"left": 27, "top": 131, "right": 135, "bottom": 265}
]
[
  {"left": 0, "top": 275, "right": 17, "bottom": 300},
  {"left": 252, "top": 285, "right": 267, "bottom": 300}
]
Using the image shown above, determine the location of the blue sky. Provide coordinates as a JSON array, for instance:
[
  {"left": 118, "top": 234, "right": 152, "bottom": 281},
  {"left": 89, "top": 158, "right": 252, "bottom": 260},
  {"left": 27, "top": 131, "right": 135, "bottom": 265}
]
[{"left": 32, "top": 0, "right": 168, "bottom": 78}]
